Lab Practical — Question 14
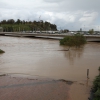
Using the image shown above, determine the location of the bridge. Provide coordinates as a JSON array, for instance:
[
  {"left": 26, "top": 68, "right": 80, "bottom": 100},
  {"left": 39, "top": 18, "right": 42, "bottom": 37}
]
[{"left": 0, "top": 32, "right": 100, "bottom": 42}]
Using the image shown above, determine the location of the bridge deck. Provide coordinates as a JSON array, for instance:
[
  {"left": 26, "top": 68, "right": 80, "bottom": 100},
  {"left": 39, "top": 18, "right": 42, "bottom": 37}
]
[{"left": 0, "top": 32, "right": 100, "bottom": 41}]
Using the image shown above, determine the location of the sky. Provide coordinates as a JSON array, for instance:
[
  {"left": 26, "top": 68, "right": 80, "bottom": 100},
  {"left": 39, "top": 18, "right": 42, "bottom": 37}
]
[{"left": 0, "top": 0, "right": 100, "bottom": 31}]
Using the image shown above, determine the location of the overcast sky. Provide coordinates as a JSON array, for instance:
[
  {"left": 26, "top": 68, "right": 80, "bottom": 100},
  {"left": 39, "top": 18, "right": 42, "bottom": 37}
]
[{"left": 0, "top": 0, "right": 100, "bottom": 31}]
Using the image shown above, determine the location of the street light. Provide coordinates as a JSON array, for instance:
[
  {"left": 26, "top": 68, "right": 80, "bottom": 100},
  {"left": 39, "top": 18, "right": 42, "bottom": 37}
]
[{"left": 39, "top": 15, "right": 41, "bottom": 33}]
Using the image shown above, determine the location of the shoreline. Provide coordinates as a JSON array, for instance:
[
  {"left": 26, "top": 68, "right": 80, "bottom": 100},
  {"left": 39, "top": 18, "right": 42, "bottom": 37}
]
[{"left": 0, "top": 74, "right": 91, "bottom": 100}]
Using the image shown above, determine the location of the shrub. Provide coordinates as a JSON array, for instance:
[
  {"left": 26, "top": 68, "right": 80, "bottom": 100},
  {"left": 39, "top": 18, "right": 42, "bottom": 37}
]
[
  {"left": 92, "top": 67, "right": 100, "bottom": 100},
  {"left": 94, "top": 88, "right": 100, "bottom": 97},
  {"left": 98, "top": 67, "right": 100, "bottom": 75},
  {"left": 60, "top": 33, "right": 86, "bottom": 49},
  {"left": 0, "top": 49, "right": 5, "bottom": 53}
]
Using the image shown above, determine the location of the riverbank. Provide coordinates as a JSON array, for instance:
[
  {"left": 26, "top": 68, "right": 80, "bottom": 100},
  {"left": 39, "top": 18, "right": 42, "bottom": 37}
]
[{"left": 0, "top": 75, "right": 91, "bottom": 100}]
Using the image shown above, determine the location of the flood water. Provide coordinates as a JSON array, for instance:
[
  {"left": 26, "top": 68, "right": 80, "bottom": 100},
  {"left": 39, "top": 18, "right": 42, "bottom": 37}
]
[{"left": 0, "top": 36, "right": 100, "bottom": 82}]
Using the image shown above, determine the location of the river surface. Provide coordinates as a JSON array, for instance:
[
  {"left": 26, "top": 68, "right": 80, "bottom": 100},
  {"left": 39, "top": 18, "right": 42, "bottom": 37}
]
[{"left": 0, "top": 36, "right": 100, "bottom": 82}]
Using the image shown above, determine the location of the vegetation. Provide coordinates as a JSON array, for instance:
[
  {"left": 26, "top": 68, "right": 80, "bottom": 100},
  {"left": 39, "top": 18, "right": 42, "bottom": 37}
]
[
  {"left": 88, "top": 29, "right": 94, "bottom": 34},
  {"left": 99, "top": 66, "right": 100, "bottom": 75},
  {"left": 0, "top": 19, "right": 57, "bottom": 32},
  {"left": 0, "top": 49, "right": 5, "bottom": 54},
  {"left": 60, "top": 33, "right": 86, "bottom": 50},
  {"left": 90, "top": 67, "right": 100, "bottom": 100}
]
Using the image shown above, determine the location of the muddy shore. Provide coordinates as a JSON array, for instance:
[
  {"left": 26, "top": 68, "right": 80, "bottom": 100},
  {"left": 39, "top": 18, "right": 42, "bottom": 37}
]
[{"left": 0, "top": 75, "right": 91, "bottom": 100}]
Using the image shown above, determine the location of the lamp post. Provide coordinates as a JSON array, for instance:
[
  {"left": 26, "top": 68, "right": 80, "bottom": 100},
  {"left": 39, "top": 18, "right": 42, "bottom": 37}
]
[{"left": 39, "top": 15, "right": 41, "bottom": 33}]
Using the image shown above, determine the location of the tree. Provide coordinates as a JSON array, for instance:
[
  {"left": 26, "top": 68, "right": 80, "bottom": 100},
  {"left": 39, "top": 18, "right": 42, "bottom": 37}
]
[
  {"left": 88, "top": 29, "right": 94, "bottom": 34},
  {"left": 7, "top": 19, "right": 15, "bottom": 24},
  {"left": 45, "top": 21, "right": 50, "bottom": 31},
  {"left": 63, "top": 29, "right": 69, "bottom": 33},
  {"left": 1, "top": 20, "right": 7, "bottom": 24},
  {"left": 60, "top": 33, "right": 86, "bottom": 50},
  {"left": 0, "top": 19, "right": 57, "bottom": 32},
  {"left": 16, "top": 19, "right": 21, "bottom": 24},
  {"left": 22, "top": 20, "right": 25, "bottom": 24}
]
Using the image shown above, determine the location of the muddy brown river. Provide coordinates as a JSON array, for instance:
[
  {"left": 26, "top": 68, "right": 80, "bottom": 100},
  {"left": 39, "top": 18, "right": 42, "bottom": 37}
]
[{"left": 0, "top": 36, "right": 100, "bottom": 82}]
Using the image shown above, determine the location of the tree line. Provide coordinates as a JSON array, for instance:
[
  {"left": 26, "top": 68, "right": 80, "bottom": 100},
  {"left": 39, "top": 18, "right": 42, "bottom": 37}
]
[{"left": 0, "top": 19, "right": 57, "bottom": 32}]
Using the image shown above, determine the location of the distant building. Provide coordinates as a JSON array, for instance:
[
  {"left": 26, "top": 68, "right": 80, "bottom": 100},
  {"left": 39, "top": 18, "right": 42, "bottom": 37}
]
[
  {"left": 0, "top": 27, "right": 3, "bottom": 32},
  {"left": 80, "top": 28, "right": 82, "bottom": 32}
]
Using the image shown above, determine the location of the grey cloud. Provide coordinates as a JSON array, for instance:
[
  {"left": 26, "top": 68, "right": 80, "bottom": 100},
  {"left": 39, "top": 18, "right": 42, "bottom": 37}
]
[
  {"left": 0, "top": 1, "right": 12, "bottom": 9},
  {"left": 0, "top": 0, "right": 100, "bottom": 31},
  {"left": 43, "top": 0, "right": 65, "bottom": 3},
  {"left": 42, "top": 0, "right": 100, "bottom": 12}
]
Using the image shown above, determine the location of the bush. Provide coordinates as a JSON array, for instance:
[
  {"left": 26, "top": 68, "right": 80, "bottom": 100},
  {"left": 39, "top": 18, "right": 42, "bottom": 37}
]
[
  {"left": 60, "top": 33, "right": 86, "bottom": 49},
  {"left": 94, "top": 88, "right": 100, "bottom": 97},
  {"left": 93, "top": 80, "right": 100, "bottom": 100},
  {"left": 0, "top": 49, "right": 5, "bottom": 53},
  {"left": 91, "top": 67, "right": 100, "bottom": 100},
  {"left": 98, "top": 67, "right": 100, "bottom": 75}
]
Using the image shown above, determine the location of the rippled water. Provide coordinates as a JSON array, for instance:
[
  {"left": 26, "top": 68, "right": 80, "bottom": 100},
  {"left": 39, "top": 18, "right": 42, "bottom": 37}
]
[{"left": 0, "top": 36, "right": 100, "bottom": 82}]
